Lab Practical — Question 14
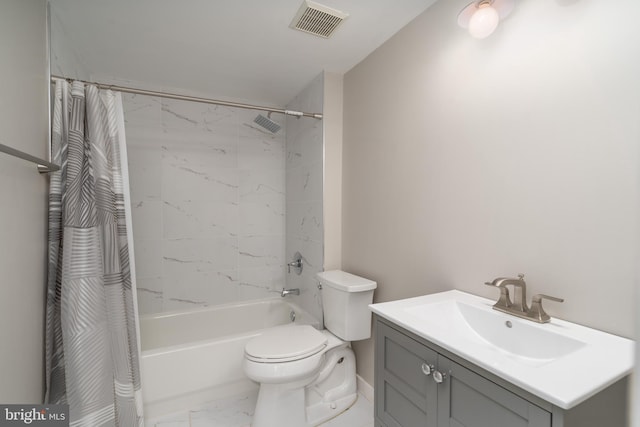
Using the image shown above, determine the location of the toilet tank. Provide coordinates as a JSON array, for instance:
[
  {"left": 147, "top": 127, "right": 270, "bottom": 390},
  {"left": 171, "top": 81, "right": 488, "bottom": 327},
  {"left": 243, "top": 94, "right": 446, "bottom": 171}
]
[{"left": 317, "top": 270, "right": 377, "bottom": 341}]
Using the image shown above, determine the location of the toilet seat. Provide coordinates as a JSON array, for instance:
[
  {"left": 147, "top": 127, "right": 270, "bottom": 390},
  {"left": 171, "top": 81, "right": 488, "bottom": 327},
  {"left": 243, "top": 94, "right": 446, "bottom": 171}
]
[{"left": 245, "top": 325, "right": 327, "bottom": 363}]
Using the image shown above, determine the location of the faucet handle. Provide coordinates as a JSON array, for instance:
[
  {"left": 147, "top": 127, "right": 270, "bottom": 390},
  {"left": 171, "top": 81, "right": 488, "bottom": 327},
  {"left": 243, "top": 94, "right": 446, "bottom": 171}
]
[
  {"left": 287, "top": 251, "right": 303, "bottom": 275},
  {"left": 527, "top": 294, "right": 564, "bottom": 323},
  {"left": 531, "top": 294, "right": 564, "bottom": 304}
]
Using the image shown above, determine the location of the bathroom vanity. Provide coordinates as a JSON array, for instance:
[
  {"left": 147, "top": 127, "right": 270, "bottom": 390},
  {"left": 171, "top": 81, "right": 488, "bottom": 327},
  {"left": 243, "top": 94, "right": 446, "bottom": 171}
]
[{"left": 370, "top": 291, "right": 633, "bottom": 427}]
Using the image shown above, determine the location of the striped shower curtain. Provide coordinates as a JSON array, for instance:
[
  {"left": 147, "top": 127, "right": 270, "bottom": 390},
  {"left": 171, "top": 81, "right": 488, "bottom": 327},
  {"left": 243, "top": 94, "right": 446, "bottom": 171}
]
[{"left": 45, "top": 80, "right": 144, "bottom": 427}]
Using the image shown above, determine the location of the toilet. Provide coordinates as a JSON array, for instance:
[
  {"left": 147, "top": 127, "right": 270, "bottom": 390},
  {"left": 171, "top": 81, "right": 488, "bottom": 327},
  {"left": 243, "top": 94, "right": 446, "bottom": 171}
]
[{"left": 243, "top": 270, "right": 376, "bottom": 427}]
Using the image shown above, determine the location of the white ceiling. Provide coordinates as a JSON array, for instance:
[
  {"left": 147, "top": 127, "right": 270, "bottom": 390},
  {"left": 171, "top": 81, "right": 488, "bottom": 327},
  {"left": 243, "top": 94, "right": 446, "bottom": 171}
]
[{"left": 50, "top": 0, "right": 438, "bottom": 107}]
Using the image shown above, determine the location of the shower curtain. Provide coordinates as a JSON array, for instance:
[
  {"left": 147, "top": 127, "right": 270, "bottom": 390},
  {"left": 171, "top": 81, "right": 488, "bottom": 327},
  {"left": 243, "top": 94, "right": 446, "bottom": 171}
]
[{"left": 45, "top": 80, "right": 144, "bottom": 427}]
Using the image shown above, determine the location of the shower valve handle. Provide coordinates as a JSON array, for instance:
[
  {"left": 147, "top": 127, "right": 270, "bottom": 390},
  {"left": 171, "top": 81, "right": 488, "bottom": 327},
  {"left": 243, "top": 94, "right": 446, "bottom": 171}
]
[
  {"left": 287, "top": 252, "right": 303, "bottom": 275},
  {"left": 287, "top": 259, "right": 302, "bottom": 273}
]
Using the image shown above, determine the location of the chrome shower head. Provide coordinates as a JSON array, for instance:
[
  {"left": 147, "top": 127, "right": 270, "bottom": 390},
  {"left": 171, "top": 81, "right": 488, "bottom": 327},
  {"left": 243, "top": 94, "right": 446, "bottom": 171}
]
[{"left": 253, "top": 113, "right": 281, "bottom": 133}]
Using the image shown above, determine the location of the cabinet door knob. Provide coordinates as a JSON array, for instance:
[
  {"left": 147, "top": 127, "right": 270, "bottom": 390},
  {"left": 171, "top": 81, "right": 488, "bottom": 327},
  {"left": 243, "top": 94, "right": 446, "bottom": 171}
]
[
  {"left": 421, "top": 363, "right": 434, "bottom": 376},
  {"left": 432, "top": 370, "right": 447, "bottom": 384}
]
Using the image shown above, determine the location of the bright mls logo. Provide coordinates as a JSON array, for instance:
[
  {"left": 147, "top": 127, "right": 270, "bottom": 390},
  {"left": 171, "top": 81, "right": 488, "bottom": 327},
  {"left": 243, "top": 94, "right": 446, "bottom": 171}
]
[{"left": 0, "top": 405, "right": 68, "bottom": 426}]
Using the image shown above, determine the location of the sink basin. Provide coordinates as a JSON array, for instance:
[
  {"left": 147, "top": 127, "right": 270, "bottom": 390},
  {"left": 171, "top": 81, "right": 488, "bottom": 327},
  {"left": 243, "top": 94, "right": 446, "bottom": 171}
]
[
  {"left": 370, "top": 290, "right": 634, "bottom": 409},
  {"left": 458, "top": 302, "right": 585, "bottom": 360},
  {"left": 405, "top": 300, "right": 585, "bottom": 363}
]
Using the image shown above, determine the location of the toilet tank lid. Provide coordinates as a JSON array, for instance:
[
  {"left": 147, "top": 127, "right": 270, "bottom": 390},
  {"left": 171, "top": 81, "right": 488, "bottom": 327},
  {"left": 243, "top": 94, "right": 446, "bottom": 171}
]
[{"left": 317, "top": 270, "right": 377, "bottom": 292}]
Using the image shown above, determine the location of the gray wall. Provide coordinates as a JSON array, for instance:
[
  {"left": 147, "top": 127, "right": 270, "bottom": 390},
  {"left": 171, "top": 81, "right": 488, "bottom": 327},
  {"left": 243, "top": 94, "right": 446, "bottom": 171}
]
[
  {"left": 343, "top": 0, "right": 640, "bottom": 386},
  {"left": 50, "top": 4, "right": 89, "bottom": 81},
  {"left": 0, "top": 0, "right": 49, "bottom": 402},
  {"left": 323, "top": 72, "right": 344, "bottom": 272}
]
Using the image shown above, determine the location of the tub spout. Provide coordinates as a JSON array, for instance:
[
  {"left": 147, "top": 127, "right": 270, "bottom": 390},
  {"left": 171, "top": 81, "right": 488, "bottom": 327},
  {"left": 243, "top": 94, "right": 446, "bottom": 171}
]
[{"left": 281, "top": 288, "right": 300, "bottom": 297}]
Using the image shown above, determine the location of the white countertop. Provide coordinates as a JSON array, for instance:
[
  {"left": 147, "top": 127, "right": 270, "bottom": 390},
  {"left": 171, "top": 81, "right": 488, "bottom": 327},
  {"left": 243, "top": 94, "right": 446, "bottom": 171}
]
[{"left": 370, "top": 290, "right": 634, "bottom": 409}]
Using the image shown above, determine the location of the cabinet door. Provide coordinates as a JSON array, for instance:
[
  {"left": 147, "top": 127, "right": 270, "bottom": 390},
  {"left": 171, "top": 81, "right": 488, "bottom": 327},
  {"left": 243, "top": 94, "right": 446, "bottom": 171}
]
[
  {"left": 436, "top": 356, "right": 551, "bottom": 427},
  {"left": 376, "top": 321, "right": 438, "bottom": 427}
]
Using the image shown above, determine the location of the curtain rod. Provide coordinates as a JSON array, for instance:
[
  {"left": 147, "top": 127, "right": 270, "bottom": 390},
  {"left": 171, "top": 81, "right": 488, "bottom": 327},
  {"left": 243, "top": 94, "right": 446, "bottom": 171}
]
[{"left": 50, "top": 75, "right": 323, "bottom": 120}]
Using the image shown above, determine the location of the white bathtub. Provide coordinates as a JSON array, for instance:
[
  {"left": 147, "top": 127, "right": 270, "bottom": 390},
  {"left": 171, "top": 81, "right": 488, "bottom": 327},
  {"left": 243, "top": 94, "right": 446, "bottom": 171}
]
[{"left": 139, "top": 298, "right": 317, "bottom": 418}]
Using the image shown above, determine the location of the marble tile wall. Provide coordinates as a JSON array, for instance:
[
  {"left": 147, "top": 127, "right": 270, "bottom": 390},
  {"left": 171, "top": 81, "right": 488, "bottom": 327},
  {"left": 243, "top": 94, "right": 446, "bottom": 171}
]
[
  {"left": 285, "top": 73, "right": 325, "bottom": 323},
  {"left": 124, "top": 93, "right": 286, "bottom": 314}
]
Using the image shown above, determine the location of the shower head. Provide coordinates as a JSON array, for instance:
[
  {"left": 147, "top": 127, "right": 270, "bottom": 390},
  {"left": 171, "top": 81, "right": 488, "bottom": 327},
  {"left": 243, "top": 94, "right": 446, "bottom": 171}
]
[{"left": 254, "top": 113, "right": 281, "bottom": 133}]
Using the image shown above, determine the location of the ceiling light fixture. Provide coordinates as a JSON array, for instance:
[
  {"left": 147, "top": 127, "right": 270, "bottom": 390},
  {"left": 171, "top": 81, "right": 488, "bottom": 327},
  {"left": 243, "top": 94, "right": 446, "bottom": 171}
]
[{"left": 457, "top": 0, "right": 515, "bottom": 39}]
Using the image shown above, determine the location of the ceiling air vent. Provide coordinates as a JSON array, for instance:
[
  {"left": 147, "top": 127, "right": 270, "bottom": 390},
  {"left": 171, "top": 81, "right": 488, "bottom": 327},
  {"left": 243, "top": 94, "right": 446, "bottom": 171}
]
[{"left": 290, "top": 1, "right": 349, "bottom": 39}]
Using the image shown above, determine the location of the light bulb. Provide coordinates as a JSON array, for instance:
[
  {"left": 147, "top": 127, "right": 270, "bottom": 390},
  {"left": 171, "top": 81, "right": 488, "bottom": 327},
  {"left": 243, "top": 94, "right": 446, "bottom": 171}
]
[{"left": 468, "top": 3, "right": 500, "bottom": 39}]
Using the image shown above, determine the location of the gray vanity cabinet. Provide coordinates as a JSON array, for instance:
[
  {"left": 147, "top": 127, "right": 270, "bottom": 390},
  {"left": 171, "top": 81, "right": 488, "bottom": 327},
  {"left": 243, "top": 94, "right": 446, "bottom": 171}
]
[
  {"left": 375, "top": 317, "right": 551, "bottom": 427},
  {"left": 375, "top": 321, "right": 438, "bottom": 426},
  {"left": 374, "top": 315, "right": 628, "bottom": 427},
  {"left": 436, "top": 357, "right": 550, "bottom": 427}
]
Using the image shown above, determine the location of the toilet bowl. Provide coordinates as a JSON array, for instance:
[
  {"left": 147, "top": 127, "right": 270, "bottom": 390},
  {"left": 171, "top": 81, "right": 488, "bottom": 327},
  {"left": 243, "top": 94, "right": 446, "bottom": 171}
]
[
  {"left": 244, "top": 326, "right": 355, "bottom": 427},
  {"left": 243, "top": 270, "right": 376, "bottom": 427}
]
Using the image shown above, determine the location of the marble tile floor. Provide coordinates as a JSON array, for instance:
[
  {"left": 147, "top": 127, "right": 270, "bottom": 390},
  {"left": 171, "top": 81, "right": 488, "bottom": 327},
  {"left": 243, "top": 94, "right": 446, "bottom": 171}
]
[{"left": 149, "top": 389, "right": 374, "bottom": 427}]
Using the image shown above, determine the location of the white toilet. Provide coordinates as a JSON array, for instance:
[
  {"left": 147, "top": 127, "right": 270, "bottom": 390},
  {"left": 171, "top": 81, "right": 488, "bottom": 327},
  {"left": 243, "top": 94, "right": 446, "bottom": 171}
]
[{"left": 243, "top": 270, "right": 376, "bottom": 427}]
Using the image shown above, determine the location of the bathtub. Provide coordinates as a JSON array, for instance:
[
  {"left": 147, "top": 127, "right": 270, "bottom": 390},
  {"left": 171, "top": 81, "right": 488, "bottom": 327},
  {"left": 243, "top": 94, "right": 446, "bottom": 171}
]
[{"left": 139, "top": 298, "right": 317, "bottom": 418}]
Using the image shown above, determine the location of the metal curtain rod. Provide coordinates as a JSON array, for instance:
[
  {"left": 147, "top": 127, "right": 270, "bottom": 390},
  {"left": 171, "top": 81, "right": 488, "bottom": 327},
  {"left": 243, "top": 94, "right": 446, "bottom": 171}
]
[
  {"left": 0, "top": 142, "right": 60, "bottom": 173},
  {"left": 50, "top": 75, "right": 323, "bottom": 119}
]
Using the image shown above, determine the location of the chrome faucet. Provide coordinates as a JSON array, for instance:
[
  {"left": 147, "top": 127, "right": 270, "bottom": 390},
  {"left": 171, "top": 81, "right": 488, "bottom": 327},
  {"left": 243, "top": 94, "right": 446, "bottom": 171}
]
[
  {"left": 486, "top": 274, "right": 528, "bottom": 312},
  {"left": 485, "top": 274, "right": 564, "bottom": 323},
  {"left": 484, "top": 274, "right": 527, "bottom": 312},
  {"left": 281, "top": 288, "right": 300, "bottom": 297}
]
